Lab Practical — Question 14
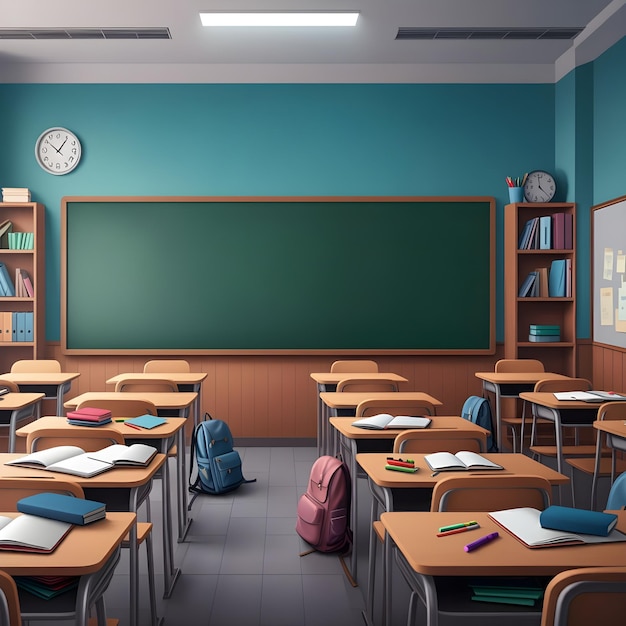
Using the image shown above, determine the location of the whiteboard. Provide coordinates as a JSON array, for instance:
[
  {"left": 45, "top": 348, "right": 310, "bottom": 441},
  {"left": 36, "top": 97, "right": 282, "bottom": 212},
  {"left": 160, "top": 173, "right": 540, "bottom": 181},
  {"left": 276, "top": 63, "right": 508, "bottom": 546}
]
[{"left": 592, "top": 195, "right": 626, "bottom": 350}]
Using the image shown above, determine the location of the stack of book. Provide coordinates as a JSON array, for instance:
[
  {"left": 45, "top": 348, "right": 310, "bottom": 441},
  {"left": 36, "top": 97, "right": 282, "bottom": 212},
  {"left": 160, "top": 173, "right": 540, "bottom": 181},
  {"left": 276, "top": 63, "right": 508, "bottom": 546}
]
[
  {"left": 518, "top": 271, "right": 539, "bottom": 297},
  {"left": 469, "top": 580, "right": 545, "bottom": 607},
  {"left": 529, "top": 324, "right": 560, "bottom": 342},
  {"left": 14, "top": 268, "right": 34, "bottom": 297},
  {"left": 7, "top": 231, "right": 34, "bottom": 249},
  {"left": 66, "top": 407, "right": 113, "bottom": 426},
  {"left": 1, "top": 187, "right": 31, "bottom": 202}
]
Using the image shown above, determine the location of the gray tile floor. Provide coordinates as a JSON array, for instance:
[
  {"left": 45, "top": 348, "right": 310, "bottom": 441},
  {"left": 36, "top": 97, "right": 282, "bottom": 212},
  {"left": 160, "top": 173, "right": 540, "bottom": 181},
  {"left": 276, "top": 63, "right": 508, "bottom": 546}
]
[{"left": 102, "top": 446, "right": 369, "bottom": 626}]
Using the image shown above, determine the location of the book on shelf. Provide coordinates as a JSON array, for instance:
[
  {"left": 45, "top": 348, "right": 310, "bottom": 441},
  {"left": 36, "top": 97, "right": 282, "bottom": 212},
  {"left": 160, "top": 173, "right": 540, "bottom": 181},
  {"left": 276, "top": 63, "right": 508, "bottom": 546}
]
[
  {"left": 528, "top": 334, "right": 560, "bottom": 342},
  {"left": 0, "top": 262, "right": 15, "bottom": 297},
  {"left": 552, "top": 212, "right": 565, "bottom": 249},
  {"left": 5, "top": 445, "right": 113, "bottom": 478},
  {"left": 423, "top": 451, "right": 503, "bottom": 472},
  {"left": 539, "top": 505, "right": 618, "bottom": 537},
  {"left": 564, "top": 213, "right": 573, "bottom": 249},
  {"left": 489, "top": 507, "right": 626, "bottom": 548},
  {"left": 7, "top": 232, "right": 34, "bottom": 250},
  {"left": 548, "top": 259, "right": 566, "bottom": 297},
  {"left": 518, "top": 271, "right": 538, "bottom": 298},
  {"left": 539, "top": 216, "right": 552, "bottom": 249},
  {"left": 124, "top": 414, "right": 168, "bottom": 430},
  {"left": 565, "top": 258, "right": 572, "bottom": 297},
  {"left": 529, "top": 324, "right": 561, "bottom": 335},
  {"left": 535, "top": 267, "right": 549, "bottom": 297},
  {"left": 17, "top": 492, "right": 106, "bottom": 526},
  {"left": 1, "top": 187, "right": 31, "bottom": 202},
  {"left": 518, "top": 219, "right": 534, "bottom": 249},
  {"left": 0, "top": 220, "right": 12, "bottom": 248},
  {"left": 553, "top": 390, "right": 626, "bottom": 402},
  {"left": 351, "top": 413, "right": 432, "bottom": 430},
  {"left": 0, "top": 513, "right": 71, "bottom": 553}
]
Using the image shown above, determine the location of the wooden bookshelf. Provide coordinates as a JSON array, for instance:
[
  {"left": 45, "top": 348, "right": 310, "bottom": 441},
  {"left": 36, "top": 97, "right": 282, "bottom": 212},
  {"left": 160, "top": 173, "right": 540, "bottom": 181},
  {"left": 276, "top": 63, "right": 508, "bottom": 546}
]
[
  {"left": 0, "top": 202, "right": 45, "bottom": 372},
  {"left": 504, "top": 202, "right": 576, "bottom": 375}
]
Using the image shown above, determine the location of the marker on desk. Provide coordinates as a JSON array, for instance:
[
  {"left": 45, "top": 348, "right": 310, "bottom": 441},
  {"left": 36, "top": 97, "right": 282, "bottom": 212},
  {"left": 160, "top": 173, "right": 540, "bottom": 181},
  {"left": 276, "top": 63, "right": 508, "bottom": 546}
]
[
  {"left": 464, "top": 532, "right": 499, "bottom": 552},
  {"left": 439, "top": 521, "right": 478, "bottom": 532},
  {"left": 437, "top": 524, "right": 480, "bottom": 537}
]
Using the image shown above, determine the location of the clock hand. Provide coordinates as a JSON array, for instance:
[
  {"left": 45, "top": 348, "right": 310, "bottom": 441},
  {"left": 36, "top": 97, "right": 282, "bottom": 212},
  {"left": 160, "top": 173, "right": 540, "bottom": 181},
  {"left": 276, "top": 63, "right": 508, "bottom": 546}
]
[
  {"left": 57, "top": 138, "right": 68, "bottom": 153},
  {"left": 48, "top": 142, "right": 62, "bottom": 154}
]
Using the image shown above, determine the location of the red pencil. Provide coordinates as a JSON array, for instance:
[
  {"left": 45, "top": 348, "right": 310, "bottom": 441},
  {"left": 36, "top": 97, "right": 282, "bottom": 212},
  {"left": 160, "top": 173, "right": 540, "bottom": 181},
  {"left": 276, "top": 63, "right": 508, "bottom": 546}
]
[
  {"left": 125, "top": 422, "right": 142, "bottom": 430},
  {"left": 436, "top": 524, "right": 480, "bottom": 537}
]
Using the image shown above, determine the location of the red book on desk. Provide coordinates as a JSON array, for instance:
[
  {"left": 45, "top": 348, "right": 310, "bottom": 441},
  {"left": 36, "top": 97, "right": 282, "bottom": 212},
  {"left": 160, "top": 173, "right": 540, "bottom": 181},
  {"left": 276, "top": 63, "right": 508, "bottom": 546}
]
[{"left": 66, "top": 407, "right": 112, "bottom": 423}]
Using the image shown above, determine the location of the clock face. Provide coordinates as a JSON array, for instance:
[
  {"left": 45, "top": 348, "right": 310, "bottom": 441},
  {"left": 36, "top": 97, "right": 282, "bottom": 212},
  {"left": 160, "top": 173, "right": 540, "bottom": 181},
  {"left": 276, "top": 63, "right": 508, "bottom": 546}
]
[
  {"left": 35, "top": 127, "right": 82, "bottom": 175},
  {"left": 523, "top": 171, "right": 556, "bottom": 203}
]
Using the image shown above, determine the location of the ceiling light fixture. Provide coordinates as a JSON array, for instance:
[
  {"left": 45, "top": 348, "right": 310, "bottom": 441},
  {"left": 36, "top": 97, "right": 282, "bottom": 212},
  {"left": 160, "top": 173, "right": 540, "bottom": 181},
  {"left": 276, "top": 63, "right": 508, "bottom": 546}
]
[{"left": 199, "top": 12, "right": 359, "bottom": 27}]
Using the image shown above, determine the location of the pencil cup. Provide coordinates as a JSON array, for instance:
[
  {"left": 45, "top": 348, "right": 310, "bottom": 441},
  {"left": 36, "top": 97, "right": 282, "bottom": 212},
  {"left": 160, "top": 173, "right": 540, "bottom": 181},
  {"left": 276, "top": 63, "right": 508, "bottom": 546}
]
[{"left": 508, "top": 187, "right": 524, "bottom": 203}]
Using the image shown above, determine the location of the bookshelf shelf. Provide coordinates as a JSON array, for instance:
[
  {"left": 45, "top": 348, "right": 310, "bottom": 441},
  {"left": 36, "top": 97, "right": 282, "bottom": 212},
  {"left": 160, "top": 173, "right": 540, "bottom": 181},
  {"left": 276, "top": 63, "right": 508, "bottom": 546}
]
[
  {"left": 0, "top": 202, "right": 45, "bottom": 370},
  {"left": 504, "top": 202, "right": 576, "bottom": 375}
]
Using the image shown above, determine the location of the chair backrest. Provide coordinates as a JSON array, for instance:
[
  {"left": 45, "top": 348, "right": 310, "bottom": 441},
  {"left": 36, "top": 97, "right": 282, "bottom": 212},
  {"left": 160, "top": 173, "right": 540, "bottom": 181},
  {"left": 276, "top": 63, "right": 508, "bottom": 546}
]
[
  {"left": 355, "top": 397, "right": 437, "bottom": 417},
  {"left": 10, "top": 359, "right": 62, "bottom": 373},
  {"left": 336, "top": 377, "right": 399, "bottom": 393},
  {"left": 0, "top": 379, "right": 19, "bottom": 393},
  {"left": 393, "top": 430, "right": 486, "bottom": 454},
  {"left": 115, "top": 378, "right": 178, "bottom": 393},
  {"left": 143, "top": 359, "right": 190, "bottom": 373},
  {"left": 606, "top": 471, "right": 626, "bottom": 510},
  {"left": 430, "top": 474, "right": 552, "bottom": 512},
  {"left": 27, "top": 425, "right": 126, "bottom": 453},
  {"left": 76, "top": 398, "right": 158, "bottom": 418},
  {"left": 495, "top": 359, "right": 545, "bottom": 373},
  {"left": 534, "top": 378, "right": 592, "bottom": 393},
  {"left": 330, "top": 360, "right": 378, "bottom": 373},
  {"left": 597, "top": 402, "right": 626, "bottom": 422},
  {"left": 0, "top": 477, "right": 85, "bottom": 509},
  {"left": 540, "top": 567, "right": 626, "bottom": 626},
  {"left": 0, "top": 570, "right": 21, "bottom": 626}
]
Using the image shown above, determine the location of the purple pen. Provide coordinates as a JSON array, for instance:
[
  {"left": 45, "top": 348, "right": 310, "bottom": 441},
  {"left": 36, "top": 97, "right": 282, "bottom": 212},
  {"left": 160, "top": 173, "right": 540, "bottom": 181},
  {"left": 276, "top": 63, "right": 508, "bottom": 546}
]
[{"left": 464, "top": 531, "right": 499, "bottom": 552}]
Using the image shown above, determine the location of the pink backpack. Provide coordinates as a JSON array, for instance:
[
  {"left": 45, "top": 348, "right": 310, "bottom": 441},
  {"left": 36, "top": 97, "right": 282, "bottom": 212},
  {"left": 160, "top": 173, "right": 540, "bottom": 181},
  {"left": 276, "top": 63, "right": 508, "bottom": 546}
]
[{"left": 296, "top": 455, "right": 352, "bottom": 553}]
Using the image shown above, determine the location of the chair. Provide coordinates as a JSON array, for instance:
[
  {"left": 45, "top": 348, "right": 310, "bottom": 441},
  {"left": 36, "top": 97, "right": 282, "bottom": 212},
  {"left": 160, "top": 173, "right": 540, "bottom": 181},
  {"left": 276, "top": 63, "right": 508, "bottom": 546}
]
[
  {"left": 529, "top": 378, "right": 595, "bottom": 462},
  {"left": 0, "top": 570, "right": 21, "bottom": 626},
  {"left": 10, "top": 359, "right": 62, "bottom": 373},
  {"left": 540, "top": 567, "right": 626, "bottom": 626},
  {"left": 330, "top": 360, "right": 378, "bottom": 373},
  {"left": 76, "top": 398, "right": 158, "bottom": 418},
  {"left": 355, "top": 397, "right": 437, "bottom": 418},
  {"left": 430, "top": 473, "right": 553, "bottom": 512},
  {"left": 26, "top": 421, "right": 160, "bottom": 626},
  {"left": 0, "top": 380, "right": 19, "bottom": 393},
  {"left": 393, "top": 429, "right": 486, "bottom": 454},
  {"left": 335, "top": 377, "right": 400, "bottom": 393},
  {"left": 566, "top": 402, "right": 626, "bottom": 509},
  {"left": 605, "top": 470, "right": 626, "bottom": 510},
  {"left": 143, "top": 359, "right": 190, "bottom": 373},
  {"left": 494, "top": 358, "right": 545, "bottom": 452},
  {"left": 114, "top": 378, "right": 178, "bottom": 393}
]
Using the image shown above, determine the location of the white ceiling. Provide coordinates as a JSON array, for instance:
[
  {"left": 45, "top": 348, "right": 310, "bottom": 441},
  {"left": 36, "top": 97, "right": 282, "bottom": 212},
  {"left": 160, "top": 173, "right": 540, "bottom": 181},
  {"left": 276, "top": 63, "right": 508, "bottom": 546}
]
[{"left": 0, "top": 0, "right": 625, "bottom": 83}]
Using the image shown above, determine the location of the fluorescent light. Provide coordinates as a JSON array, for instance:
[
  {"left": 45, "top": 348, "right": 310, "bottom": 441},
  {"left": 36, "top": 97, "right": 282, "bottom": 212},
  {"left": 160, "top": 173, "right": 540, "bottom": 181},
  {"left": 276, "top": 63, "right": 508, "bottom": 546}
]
[{"left": 199, "top": 12, "right": 359, "bottom": 27}]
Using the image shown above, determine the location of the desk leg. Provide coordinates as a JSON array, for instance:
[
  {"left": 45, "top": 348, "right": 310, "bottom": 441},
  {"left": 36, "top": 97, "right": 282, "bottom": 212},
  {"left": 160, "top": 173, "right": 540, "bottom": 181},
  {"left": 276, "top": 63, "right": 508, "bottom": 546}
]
[
  {"left": 338, "top": 434, "right": 359, "bottom": 584},
  {"left": 161, "top": 454, "right": 181, "bottom": 598},
  {"left": 177, "top": 410, "right": 193, "bottom": 542},
  {"left": 129, "top": 520, "right": 139, "bottom": 626}
]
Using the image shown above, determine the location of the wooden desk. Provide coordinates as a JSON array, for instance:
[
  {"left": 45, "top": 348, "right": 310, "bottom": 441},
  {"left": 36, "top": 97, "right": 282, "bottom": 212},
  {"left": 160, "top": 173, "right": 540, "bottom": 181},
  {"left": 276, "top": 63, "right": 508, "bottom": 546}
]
[
  {"left": 0, "top": 392, "right": 44, "bottom": 452},
  {"left": 357, "top": 452, "right": 568, "bottom": 626},
  {"left": 519, "top": 391, "right": 599, "bottom": 476},
  {"left": 15, "top": 414, "right": 186, "bottom": 599},
  {"left": 475, "top": 371, "right": 570, "bottom": 451},
  {"left": 0, "top": 452, "right": 165, "bottom": 626},
  {"left": 381, "top": 510, "right": 626, "bottom": 626},
  {"left": 329, "top": 414, "right": 482, "bottom": 585},
  {"left": 0, "top": 511, "right": 135, "bottom": 626},
  {"left": 592, "top": 419, "right": 626, "bottom": 509},
  {"left": 310, "top": 372, "right": 408, "bottom": 456},
  {"left": 321, "top": 391, "right": 442, "bottom": 456},
  {"left": 106, "top": 371, "right": 207, "bottom": 428},
  {"left": 0, "top": 371, "right": 80, "bottom": 417},
  {"left": 65, "top": 390, "right": 197, "bottom": 543}
]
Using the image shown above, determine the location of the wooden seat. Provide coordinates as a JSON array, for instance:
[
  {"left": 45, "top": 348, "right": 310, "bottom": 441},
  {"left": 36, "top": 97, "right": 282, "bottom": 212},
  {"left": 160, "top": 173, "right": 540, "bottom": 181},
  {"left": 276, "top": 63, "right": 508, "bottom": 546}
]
[
  {"left": 76, "top": 398, "right": 158, "bottom": 417},
  {"left": 355, "top": 397, "right": 437, "bottom": 418},
  {"left": 26, "top": 425, "right": 125, "bottom": 453},
  {"left": 143, "top": 359, "right": 190, "bottom": 373},
  {"left": 494, "top": 358, "right": 545, "bottom": 452},
  {"left": 114, "top": 378, "right": 178, "bottom": 393},
  {"left": 393, "top": 429, "right": 486, "bottom": 454},
  {"left": 10, "top": 359, "right": 62, "bottom": 373},
  {"left": 0, "top": 569, "right": 22, "bottom": 626},
  {"left": 430, "top": 473, "right": 552, "bottom": 512},
  {"left": 566, "top": 402, "right": 626, "bottom": 509},
  {"left": 330, "top": 360, "right": 378, "bottom": 373},
  {"left": 540, "top": 567, "right": 626, "bottom": 626},
  {"left": 335, "top": 377, "right": 400, "bottom": 393},
  {"left": 0, "top": 379, "right": 20, "bottom": 392}
]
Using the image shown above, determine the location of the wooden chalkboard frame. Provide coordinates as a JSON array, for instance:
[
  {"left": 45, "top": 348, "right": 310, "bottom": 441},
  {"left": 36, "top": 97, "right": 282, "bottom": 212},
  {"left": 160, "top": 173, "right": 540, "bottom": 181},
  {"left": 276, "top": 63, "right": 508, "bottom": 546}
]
[
  {"left": 592, "top": 194, "right": 626, "bottom": 352},
  {"left": 61, "top": 196, "right": 495, "bottom": 355}
]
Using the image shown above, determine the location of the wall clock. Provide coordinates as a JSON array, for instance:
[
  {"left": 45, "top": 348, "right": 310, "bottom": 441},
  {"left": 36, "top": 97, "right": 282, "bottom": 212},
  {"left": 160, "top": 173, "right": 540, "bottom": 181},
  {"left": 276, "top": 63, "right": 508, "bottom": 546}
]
[
  {"left": 523, "top": 170, "right": 556, "bottom": 202},
  {"left": 35, "top": 127, "right": 82, "bottom": 175}
]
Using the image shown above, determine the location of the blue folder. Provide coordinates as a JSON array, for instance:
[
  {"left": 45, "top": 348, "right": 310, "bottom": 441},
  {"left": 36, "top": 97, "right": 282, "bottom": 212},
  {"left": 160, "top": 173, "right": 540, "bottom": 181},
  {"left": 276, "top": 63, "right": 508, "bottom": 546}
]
[{"left": 548, "top": 259, "right": 566, "bottom": 297}]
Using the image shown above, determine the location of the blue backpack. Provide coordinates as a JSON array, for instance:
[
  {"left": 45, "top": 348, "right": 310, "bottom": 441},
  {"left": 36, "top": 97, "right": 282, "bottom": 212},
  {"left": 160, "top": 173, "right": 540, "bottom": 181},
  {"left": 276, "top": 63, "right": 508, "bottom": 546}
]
[
  {"left": 188, "top": 413, "right": 256, "bottom": 503},
  {"left": 461, "top": 396, "right": 498, "bottom": 452}
]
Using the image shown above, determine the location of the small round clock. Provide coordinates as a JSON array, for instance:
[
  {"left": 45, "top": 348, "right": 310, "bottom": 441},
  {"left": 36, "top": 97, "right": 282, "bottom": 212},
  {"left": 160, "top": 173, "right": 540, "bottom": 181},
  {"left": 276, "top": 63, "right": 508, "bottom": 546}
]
[
  {"left": 523, "top": 170, "right": 556, "bottom": 203},
  {"left": 35, "top": 127, "right": 82, "bottom": 175}
]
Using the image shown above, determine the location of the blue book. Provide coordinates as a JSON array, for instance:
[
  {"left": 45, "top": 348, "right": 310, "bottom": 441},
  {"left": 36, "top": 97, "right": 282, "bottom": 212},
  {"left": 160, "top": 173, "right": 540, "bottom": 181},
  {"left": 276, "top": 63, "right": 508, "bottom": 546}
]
[
  {"left": 124, "top": 414, "right": 167, "bottom": 429},
  {"left": 548, "top": 259, "right": 566, "bottom": 297},
  {"left": 0, "top": 263, "right": 14, "bottom": 296},
  {"left": 539, "top": 216, "right": 552, "bottom": 249},
  {"left": 24, "top": 311, "right": 33, "bottom": 342},
  {"left": 17, "top": 492, "right": 106, "bottom": 526},
  {"left": 540, "top": 505, "right": 618, "bottom": 537}
]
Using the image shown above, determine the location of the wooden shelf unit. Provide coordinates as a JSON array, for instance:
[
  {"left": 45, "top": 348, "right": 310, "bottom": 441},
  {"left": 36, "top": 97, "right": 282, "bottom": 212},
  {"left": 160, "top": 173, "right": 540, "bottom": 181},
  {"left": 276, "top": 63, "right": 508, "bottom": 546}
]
[
  {"left": 0, "top": 202, "right": 45, "bottom": 372},
  {"left": 504, "top": 202, "right": 576, "bottom": 376}
]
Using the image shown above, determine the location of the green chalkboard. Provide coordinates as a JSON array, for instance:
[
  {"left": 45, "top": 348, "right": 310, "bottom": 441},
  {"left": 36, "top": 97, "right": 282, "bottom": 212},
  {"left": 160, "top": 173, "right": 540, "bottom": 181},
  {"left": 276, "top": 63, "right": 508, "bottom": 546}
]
[{"left": 61, "top": 197, "right": 495, "bottom": 354}]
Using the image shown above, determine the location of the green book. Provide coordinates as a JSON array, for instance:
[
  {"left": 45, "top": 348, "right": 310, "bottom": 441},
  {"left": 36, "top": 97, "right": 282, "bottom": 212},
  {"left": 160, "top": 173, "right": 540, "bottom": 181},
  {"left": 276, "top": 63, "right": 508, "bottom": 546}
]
[
  {"left": 469, "top": 586, "right": 544, "bottom": 600},
  {"left": 529, "top": 325, "right": 561, "bottom": 335},
  {"left": 471, "top": 595, "right": 537, "bottom": 606}
]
